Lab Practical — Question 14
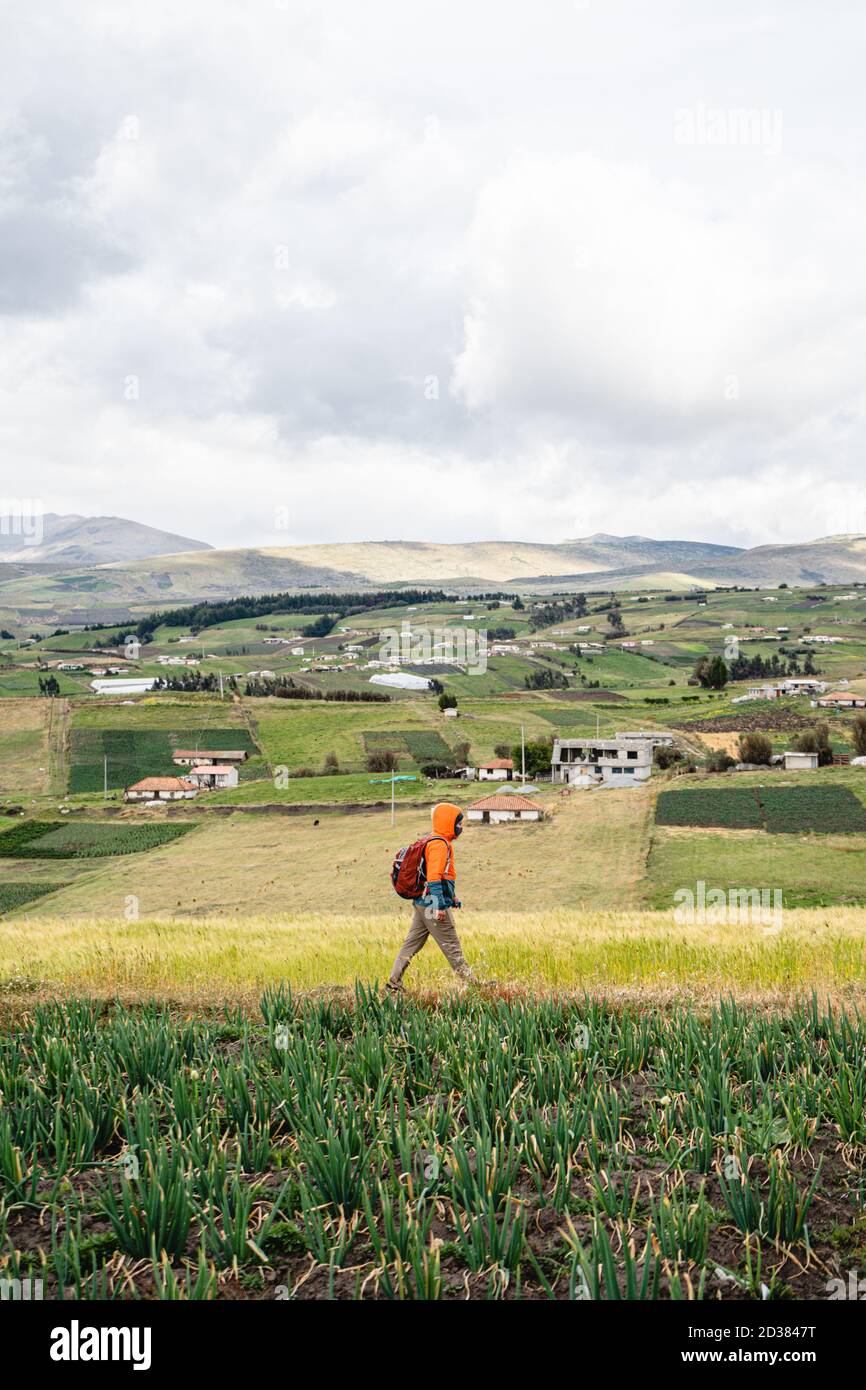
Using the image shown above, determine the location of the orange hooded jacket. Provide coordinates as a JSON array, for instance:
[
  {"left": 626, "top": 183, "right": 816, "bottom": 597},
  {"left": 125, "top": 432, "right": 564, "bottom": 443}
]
[{"left": 419, "top": 802, "right": 463, "bottom": 909}]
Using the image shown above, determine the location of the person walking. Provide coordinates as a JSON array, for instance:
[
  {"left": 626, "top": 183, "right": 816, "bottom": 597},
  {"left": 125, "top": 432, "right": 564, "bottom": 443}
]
[{"left": 387, "top": 801, "right": 472, "bottom": 993}]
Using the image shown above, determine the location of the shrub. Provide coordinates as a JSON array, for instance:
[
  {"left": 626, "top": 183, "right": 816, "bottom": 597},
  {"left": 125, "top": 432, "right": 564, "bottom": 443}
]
[
  {"left": 366, "top": 750, "right": 399, "bottom": 773},
  {"left": 706, "top": 750, "right": 736, "bottom": 773},
  {"left": 793, "top": 722, "right": 833, "bottom": 767},
  {"left": 851, "top": 713, "right": 866, "bottom": 758},
  {"left": 738, "top": 732, "right": 773, "bottom": 765},
  {"left": 654, "top": 746, "right": 682, "bottom": 770}
]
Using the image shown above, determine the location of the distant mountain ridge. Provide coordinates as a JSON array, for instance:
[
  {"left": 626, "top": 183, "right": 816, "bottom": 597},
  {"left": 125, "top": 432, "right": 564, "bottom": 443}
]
[
  {"left": 0, "top": 514, "right": 212, "bottom": 565},
  {"left": 3, "top": 527, "right": 866, "bottom": 612}
]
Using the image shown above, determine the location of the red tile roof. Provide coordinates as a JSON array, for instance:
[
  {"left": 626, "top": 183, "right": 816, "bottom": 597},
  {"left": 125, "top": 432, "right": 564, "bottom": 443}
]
[
  {"left": 127, "top": 777, "right": 197, "bottom": 792},
  {"left": 477, "top": 759, "right": 514, "bottom": 770}
]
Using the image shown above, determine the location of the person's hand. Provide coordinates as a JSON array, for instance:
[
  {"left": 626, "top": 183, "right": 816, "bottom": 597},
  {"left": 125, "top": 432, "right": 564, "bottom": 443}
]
[{"left": 436, "top": 910, "right": 447, "bottom": 924}]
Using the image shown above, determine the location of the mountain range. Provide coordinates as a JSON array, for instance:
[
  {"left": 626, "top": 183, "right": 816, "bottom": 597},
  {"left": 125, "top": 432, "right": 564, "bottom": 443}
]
[{"left": 4, "top": 520, "right": 866, "bottom": 614}]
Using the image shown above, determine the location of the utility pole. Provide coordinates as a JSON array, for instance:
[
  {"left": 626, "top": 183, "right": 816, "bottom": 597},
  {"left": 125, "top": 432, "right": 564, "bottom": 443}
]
[
  {"left": 521, "top": 724, "right": 526, "bottom": 784},
  {"left": 219, "top": 670, "right": 224, "bottom": 700},
  {"left": 103, "top": 754, "right": 108, "bottom": 800},
  {"left": 391, "top": 773, "right": 396, "bottom": 828}
]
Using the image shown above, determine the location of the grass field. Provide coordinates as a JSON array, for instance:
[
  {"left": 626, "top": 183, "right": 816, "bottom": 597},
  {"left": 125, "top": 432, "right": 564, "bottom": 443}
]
[
  {"left": 645, "top": 828, "right": 866, "bottom": 910},
  {"left": 3, "top": 910, "right": 865, "bottom": 1007},
  {"left": 0, "top": 700, "right": 49, "bottom": 795},
  {"left": 7, "top": 791, "right": 652, "bottom": 919}
]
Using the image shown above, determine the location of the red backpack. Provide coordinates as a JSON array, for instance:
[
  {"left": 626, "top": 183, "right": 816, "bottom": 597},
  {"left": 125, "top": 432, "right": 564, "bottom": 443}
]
[{"left": 391, "top": 834, "right": 451, "bottom": 900}]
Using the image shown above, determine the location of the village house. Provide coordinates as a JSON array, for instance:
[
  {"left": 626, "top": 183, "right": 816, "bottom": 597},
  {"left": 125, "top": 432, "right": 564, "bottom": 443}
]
[
  {"left": 185, "top": 764, "right": 239, "bottom": 790},
  {"left": 466, "top": 793, "right": 542, "bottom": 823},
  {"left": 817, "top": 690, "right": 866, "bottom": 709},
  {"left": 124, "top": 776, "right": 198, "bottom": 802},
  {"left": 738, "top": 678, "right": 827, "bottom": 703},
  {"left": 551, "top": 737, "right": 653, "bottom": 786},
  {"left": 477, "top": 759, "right": 514, "bottom": 781},
  {"left": 171, "top": 749, "right": 248, "bottom": 767}
]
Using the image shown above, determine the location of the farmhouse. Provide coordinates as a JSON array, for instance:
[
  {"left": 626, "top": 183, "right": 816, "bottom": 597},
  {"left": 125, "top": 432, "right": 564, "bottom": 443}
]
[
  {"left": 740, "top": 678, "right": 827, "bottom": 703},
  {"left": 124, "top": 776, "right": 198, "bottom": 802},
  {"left": 783, "top": 750, "right": 819, "bottom": 771},
  {"left": 466, "top": 793, "right": 542, "bottom": 823},
  {"left": 477, "top": 759, "right": 514, "bottom": 781},
  {"left": 817, "top": 690, "right": 866, "bottom": 709},
  {"left": 551, "top": 737, "right": 653, "bottom": 785},
  {"left": 185, "top": 764, "right": 239, "bottom": 789},
  {"left": 172, "top": 749, "right": 248, "bottom": 766}
]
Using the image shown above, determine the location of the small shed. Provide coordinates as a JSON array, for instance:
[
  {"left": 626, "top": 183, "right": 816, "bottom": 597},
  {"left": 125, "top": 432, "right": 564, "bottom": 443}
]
[
  {"left": 466, "top": 793, "right": 542, "bottom": 823},
  {"left": 783, "top": 750, "right": 819, "bottom": 771},
  {"left": 186, "top": 764, "right": 239, "bottom": 789}
]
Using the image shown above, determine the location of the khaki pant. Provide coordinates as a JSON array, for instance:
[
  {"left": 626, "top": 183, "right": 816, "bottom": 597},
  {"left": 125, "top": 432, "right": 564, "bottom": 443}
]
[{"left": 389, "top": 901, "right": 471, "bottom": 987}]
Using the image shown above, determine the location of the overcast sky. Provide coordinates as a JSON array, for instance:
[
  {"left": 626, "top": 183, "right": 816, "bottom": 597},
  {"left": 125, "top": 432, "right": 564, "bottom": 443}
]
[{"left": 2, "top": 0, "right": 866, "bottom": 552}]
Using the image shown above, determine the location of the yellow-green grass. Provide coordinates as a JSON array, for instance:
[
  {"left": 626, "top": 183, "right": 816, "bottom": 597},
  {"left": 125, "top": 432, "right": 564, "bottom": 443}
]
[
  {"left": 9, "top": 789, "right": 653, "bottom": 919},
  {"left": 205, "top": 770, "right": 466, "bottom": 805},
  {"left": 4, "top": 909, "right": 865, "bottom": 1011},
  {"left": 644, "top": 825, "right": 866, "bottom": 909},
  {"left": 0, "top": 699, "right": 50, "bottom": 795}
]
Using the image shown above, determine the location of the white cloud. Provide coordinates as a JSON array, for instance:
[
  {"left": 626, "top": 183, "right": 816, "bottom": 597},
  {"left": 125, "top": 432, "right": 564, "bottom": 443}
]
[{"left": 1, "top": 0, "right": 866, "bottom": 551}]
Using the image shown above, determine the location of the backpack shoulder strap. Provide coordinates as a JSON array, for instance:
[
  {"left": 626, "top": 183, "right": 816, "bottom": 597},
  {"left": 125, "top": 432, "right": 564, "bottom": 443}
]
[{"left": 423, "top": 834, "right": 451, "bottom": 875}]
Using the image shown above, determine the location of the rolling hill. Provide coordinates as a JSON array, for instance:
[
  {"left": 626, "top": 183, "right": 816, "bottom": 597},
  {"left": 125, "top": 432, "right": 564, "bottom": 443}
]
[
  {"left": 0, "top": 514, "right": 212, "bottom": 565},
  {"left": 3, "top": 531, "right": 866, "bottom": 618}
]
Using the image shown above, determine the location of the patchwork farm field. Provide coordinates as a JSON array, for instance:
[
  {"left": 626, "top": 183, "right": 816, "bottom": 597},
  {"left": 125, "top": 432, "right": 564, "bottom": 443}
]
[
  {"left": 0, "top": 820, "right": 195, "bottom": 859},
  {"left": 656, "top": 785, "right": 866, "bottom": 834},
  {"left": 2, "top": 991, "right": 865, "bottom": 1301},
  {"left": 68, "top": 725, "right": 261, "bottom": 793}
]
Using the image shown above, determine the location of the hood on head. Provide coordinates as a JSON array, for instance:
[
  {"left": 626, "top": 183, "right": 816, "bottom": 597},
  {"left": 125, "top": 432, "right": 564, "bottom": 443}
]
[{"left": 431, "top": 801, "right": 464, "bottom": 840}]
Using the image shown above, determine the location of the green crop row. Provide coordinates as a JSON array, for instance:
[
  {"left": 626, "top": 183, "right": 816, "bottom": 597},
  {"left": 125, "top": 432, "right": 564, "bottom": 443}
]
[
  {"left": 0, "top": 882, "right": 63, "bottom": 914},
  {"left": 0, "top": 821, "right": 195, "bottom": 859},
  {"left": 0, "top": 992, "right": 861, "bottom": 1301},
  {"left": 656, "top": 785, "right": 866, "bottom": 834},
  {"left": 68, "top": 727, "right": 260, "bottom": 794}
]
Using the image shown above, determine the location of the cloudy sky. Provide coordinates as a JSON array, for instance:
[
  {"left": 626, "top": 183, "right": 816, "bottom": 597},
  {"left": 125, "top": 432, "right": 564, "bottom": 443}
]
[{"left": 2, "top": 0, "right": 865, "bottom": 552}]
